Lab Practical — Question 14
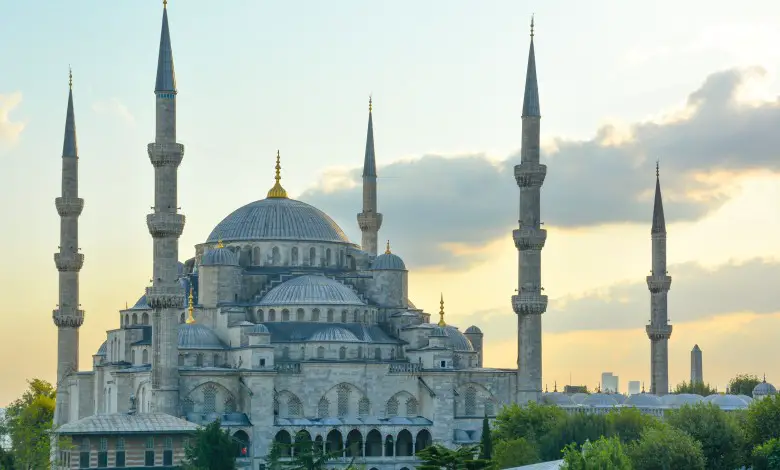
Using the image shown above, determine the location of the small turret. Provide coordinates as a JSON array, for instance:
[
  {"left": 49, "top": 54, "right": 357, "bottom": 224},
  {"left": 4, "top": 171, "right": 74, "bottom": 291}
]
[
  {"left": 464, "top": 325, "right": 484, "bottom": 367},
  {"left": 366, "top": 240, "right": 408, "bottom": 308},
  {"left": 198, "top": 238, "right": 241, "bottom": 308}
]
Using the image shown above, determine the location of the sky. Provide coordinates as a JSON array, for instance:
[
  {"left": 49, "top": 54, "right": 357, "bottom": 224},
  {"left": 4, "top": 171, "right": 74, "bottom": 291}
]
[{"left": 2, "top": 0, "right": 780, "bottom": 404}]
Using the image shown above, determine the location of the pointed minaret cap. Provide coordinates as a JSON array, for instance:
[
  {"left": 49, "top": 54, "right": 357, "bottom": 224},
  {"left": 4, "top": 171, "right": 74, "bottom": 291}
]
[
  {"left": 267, "top": 150, "right": 289, "bottom": 199},
  {"left": 186, "top": 287, "right": 196, "bottom": 324},
  {"left": 651, "top": 161, "right": 666, "bottom": 234},
  {"left": 522, "top": 15, "right": 540, "bottom": 117},
  {"left": 363, "top": 95, "right": 377, "bottom": 177},
  {"left": 437, "top": 293, "right": 447, "bottom": 327},
  {"left": 63, "top": 67, "right": 78, "bottom": 158},
  {"left": 692, "top": 344, "right": 701, "bottom": 351},
  {"left": 155, "top": 0, "right": 177, "bottom": 93}
]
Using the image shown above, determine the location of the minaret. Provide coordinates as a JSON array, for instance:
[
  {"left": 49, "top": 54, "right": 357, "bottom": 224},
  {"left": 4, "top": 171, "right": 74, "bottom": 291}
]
[
  {"left": 691, "top": 344, "right": 703, "bottom": 384},
  {"left": 512, "top": 16, "right": 547, "bottom": 404},
  {"left": 53, "top": 69, "right": 85, "bottom": 426},
  {"left": 147, "top": 0, "right": 186, "bottom": 415},
  {"left": 357, "top": 97, "right": 383, "bottom": 256},
  {"left": 646, "top": 163, "right": 672, "bottom": 396}
]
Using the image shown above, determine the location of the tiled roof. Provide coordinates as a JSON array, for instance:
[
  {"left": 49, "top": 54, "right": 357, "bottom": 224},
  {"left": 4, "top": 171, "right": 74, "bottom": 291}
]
[{"left": 56, "top": 413, "right": 198, "bottom": 435}]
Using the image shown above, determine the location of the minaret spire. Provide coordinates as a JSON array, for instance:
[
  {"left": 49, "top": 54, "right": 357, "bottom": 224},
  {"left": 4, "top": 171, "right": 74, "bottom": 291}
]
[
  {"left": 147, "top": 1, "right": 186, "bottom": 416},
  {"left": 646, "top": 163, "right": 672, "bottom": 396},
  {"left": 53, "top": 69, "right": 86, "bottom": 425},
  {"left": 357, "top": 95, "right": 383, "bottom": 256},
  {"left": 513, "top": 16, "right": 547, "bottom": 404}
]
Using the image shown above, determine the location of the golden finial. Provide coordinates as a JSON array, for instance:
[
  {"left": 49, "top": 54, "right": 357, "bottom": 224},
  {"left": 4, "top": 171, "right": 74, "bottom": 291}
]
[
  {"left": 385, "top": 240, "right": 391, "bottom": 255},
  {"left": 438, "top": 293, "right": 447, "bottom": 327},
  {"left": 163, "top": 0, "right": 168, "bottom": 8},
  {"left": 656, "top": 160, "right": 659, "bottom": 178},
  {"left": 530, "top": 14, "right": 535, "bottom": 38},
  {"left": 68, "top": 66, "right": 73, "bottom": 90},
  {"left": 267, "top": 150, "right": 289, "bottom": 199},
  {"left": 186, "top": 288, "right": 195, "bottom": 324},
  {"left": 369, "top": 95, "right": 373, "bottom": 113}
]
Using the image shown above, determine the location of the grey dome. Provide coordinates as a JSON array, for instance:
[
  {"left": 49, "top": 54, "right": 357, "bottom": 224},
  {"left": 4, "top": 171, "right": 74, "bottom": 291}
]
[
  {"left": 430, "top": 326, "right": 448, "bottom": 337},
  {"left": 660, "top": 394, "right": 678, "bottom": 405},
  {"left": 582, "top": 393, "right": 618, "bottom": 407},
  {"left": 542, "top": 392, "right": 574, "bottom": 406},
  {"left": 207, "top": 198, "right": 351, "bottom": 244},
  {"left": 247, "top": 324, "right": 270, "bottom": 335},
  {"left": 710, "top": 394, "right": 749, "bottom": 410},
  {"left": 570, "top": 393, "right": 589, "bottom": 404},
  {"left": 178, "top": 324, "right": 227, "bottom": 350},
  {"left": 624, "top": 393, "right": 661, "bottom": 407},
  {"left": 738, "top": 394, "right": 754, "bottom": 404},
  {"left": 465, "top": 325, "right": 483, "bottom": 335},
  {"left": 372, "top": 252, "right": 406, "bottom": 270},
  {"left": 201, "top": 247, "right": 239, "bottom": 266},
  {"left": 703, "top": 393, "right": 720, "bottom": 403},
  {"left": 309, "top": 327, "right": 361, "bottom": 342},
  {"left": 753, "top": 380, "right": 777, "bottom": 396},
  {"left": 95, "top": 341, "right": 107, "bottom": 356},
  {"left": 258, "top": 275, "right": 365, "bottom": 306},
  {"left": 131, "top": 295, "right": 150, "bottom": 310},
  {"left": 421, "top": 324, "right": 474, "bottom": 351},
  {"left": 674, "top": 394, "right": 705, "bottom": 406}
]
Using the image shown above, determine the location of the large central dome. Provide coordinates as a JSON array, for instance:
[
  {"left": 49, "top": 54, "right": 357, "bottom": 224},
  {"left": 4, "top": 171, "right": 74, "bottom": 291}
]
[{"left": 206, "top": 198, "right": 352, "bottom": 244}]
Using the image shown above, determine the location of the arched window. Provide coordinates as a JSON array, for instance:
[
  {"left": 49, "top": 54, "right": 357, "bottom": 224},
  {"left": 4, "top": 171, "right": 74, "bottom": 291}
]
[
  {"left": 353, "top": 309, "right": 359, "bottom": 322},
  {"left": 465, "top": 387, "right": 477, "bottom": 416},
  {"left": 132, "top": 313, "right": 138, "bottom": 325},
  {"left": 202, "top": 384, "right": 217, "bottom": 413},
  {"left": 196, "top": 354, "right": 204, "bottom": 367},
  {"left": 253, "top": 247, "right": 261, "bottom": 265},
  {"left": 142, "top": 312, "right": 149, "bottom": 325},
  {"left": 339, "top": 347, "right": 347, "bottom": 360},
  {"left": 312, "top": 308, "right": 320, "bottom": 322},
  {"left": 296, "top": 308, "right": 305, "bottom": 321},
  {"left": 317, "top": 346, "right": 325, "bottom": 359},
  {"left": 337, "top": 384, "right": 350, "bottom": 417},
  {"left": 288, "top": 396, "right": 303, "bottom": 417},
  {"left": 318, "top": 398, "right": 329, "bottom": 418},
  {"left": 341, "top": 310, "right": 347, "bottom": 323},
  {"left": 325, "top": 248, "right": 332, "bottom": 266},
  {"left": 374, "top": 348, "right": 381, "bottom": 360},
  {"left": 272, "top": 246, "right": 281, "bottom": 265},
  {"left": 386, "top": 397, "right": 399, "bottom": 417},
  {"left": 327, "top": 309, "right": 334, "bottom": 322},
  {"left": 358, "top": 397, "right": 370, "bottom": 417},
  {"left": 406, "top": 397, "right": 418, "bottom": 416},
  {"left": 357, "top": 347, "right": 363, "bottom": 359},
  {"left": 131, "top": 349, "right": 136, "bottom": 364},
  {"left": 224, "top": 396, "right": 237, "bottom": 413},
  {"left": 178, "top": 354, "right": 184, "bottom": 366},
  {"left": 142, "top": 349, "right": 149, "bottom": 364},
  {"left": 180, "top": 312, "right": 185, "bottom": 323},
  {"left": 257, "top": 309, "right": 264, "bottom": 322},
  {"left": 213, "top": 354, "right": 220, "bottom": 367},
  {"left": 124, "top": 314, "right": 129, "bottom": 326},
  {"left": 269, "top": 309, "right": 276, "bottom": 321},
  {"left": 291, "top": 247, "right": 299, "bottom": 265},
  {"left": 282, "top": 309, "right": 290, "bottom": 321},
  {"left": 309, "top": 247, "right": 316, "bottom": 266}
]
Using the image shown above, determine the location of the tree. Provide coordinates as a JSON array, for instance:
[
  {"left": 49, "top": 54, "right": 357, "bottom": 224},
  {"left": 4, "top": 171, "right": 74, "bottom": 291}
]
[
  {"left": 416, "top": 444, "right": 492, "bottom": 470},
  {"left": 181, "top": 419, "right": 236, "bottom": 470},
  {"left": 538, "top": 412, "right": 610, "bottom": 461},
  {"left": 665, "top": 403, "right": 745, "bottom": 470},
  {"left": 752, "top": 437, "right": 780, "bottom": 470},
  {"left": 606, "top": 407, "right": 659, "bottom": 444},
  {"left": 492, "top": 438, "right": 539, "bottom": 469},
  {"left": 673, "top": 380, "right": 717, "bottom": 396},
  {"left": 627, "top": 426, "right": 705, "bottom": 470},
  {"left": 479, "top": 415, "right": 492, "bottom": 460},
  {"left": 492, "top": 402, "right": 566, "bottom": 444},
  {"left": 2, "top": 379, "right": 56, "bottom": 470},
  {"left": 729, "top": 374, "right": 761, "bottom": 397},
  {"left": 0, "top": 446, "right": 15, "bottom": 470},
  {"left": 746, "top": 394, "right": 780, "bottom": 447},
  {"left": 561, "top": 436, "right": 631, "bottom": 470}
]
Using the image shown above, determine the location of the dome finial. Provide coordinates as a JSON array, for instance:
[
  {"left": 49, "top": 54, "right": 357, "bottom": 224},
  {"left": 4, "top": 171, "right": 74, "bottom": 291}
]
[
  {"left": 68, "top": 66, "right": 73, "bottom": 90},
  {"left": 656, "top": 159, "right": 660, "bottom": 178},
  {"left": 438, "top": 293, "right": 446, "bottom": 327},
  {"left": 267, "top": 150, "right": 289, "bottom": 199},
  {"left": 369, "top": 94, "right": 373, "bottom": 113},
  {"left": 216, "top": 230, "right": 224, "bottom": 249},
  {"left": 530, "top": 14, "right": 535, "bottom": 38},
  {"left": 163, "top": 0, "right": 167, "bottom": 8},
  {"left": 186, "top": 287, "right": 195, "bottom": 324},
  {"left": 385, "top": 240, "right": 391, "bottom": 254}
]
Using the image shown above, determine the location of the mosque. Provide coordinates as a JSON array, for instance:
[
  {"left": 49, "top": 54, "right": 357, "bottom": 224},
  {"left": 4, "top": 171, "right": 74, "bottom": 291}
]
[{"left": 50, "top": 3, "right": 538, "bottom": 469}]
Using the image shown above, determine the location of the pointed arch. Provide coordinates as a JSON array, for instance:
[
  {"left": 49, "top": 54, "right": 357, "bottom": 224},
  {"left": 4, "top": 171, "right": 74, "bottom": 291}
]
[
  {"left": 345, "top": 429, "right": 363, "bottom": 457},
  {"left": 365, "top": 429, "right": 382, "bottom": 457},
  {"left": 326, "top": 429, "right": 343, "bottom": 454},
  {"left": 386, "top": 396, "right": 399, "bottom": 417},
  {"left": 274, "top": 430, "right": 292, "bottom": 457},
  {"left": 396, "top": 429, "right": 414, "bottom": 457},
  {"left": 415, "top": 429, "right": 432, "bottom": 453},
  {"left": 405, "top": 396, "right": 419, "bottom": 416}
]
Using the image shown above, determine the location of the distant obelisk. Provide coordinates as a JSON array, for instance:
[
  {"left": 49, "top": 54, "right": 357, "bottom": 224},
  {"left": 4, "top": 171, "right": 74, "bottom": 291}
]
[{"left": 691, "top": 344, "right": 703, "bottom": 384}]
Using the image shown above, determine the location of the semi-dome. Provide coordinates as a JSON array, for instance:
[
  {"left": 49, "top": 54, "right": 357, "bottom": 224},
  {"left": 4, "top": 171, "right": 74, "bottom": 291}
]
[
  {"left": 247, "top": 324, "right": 270, "bottom": 335},
  {"left": 206, "top": 198, "right": 352, "bottom": 245},
  {"left": 464, "top": 325, "right": 483, "bottom": 335},
  {"left": 201, "top": 246, "right": 239, "bottom": 266},
  {"left": 542, "top": 392, "right": 574, "bottom": 406},
  {"left": 258, "top": 275, "right": 365, "bottom": 306},
  {"left": 178, "top": 323, "right": 227, "bottom": 350},
  {"left": 95, "top": 341, "right": 107, "bottom": 356},
  {"left": 624, "top": 393, "right": 661, "bottom": 407},
  {"left": 753, "top": 379, "right": 777, "bottom": 397},
  {"left": 309, "top": 327, "right": 362, "bottom": 343}
]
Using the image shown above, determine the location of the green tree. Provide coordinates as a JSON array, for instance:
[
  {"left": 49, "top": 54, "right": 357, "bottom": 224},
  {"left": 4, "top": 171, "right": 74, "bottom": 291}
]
[
  {"left": 181, "top": 419, "right": 236, "bottom": 470},
  {"left": 492, "top": 438, "right": 539, "bottom": 468},
  {"left": 492, "top": 402, "right": 566, "bottom": 444},
  {"left": 538, "top": 412, "right": 610, "bottom": 461},
  {"left": 606, "top": 407, "right": 658, "bottom": 444},
  {"left": 752, "top": 437, "right": 780, "bottom": 470},
  {"left": 729, "top": 374, "right": 761, "bottom": 397},
  {"left": 673, "top": 380, "right": 717, "bottom": 396},
  {"left": 3, "top": 379, "right": 56, "bottom": 470},
  {"left": 665, "top": 403, "right": 745, "bottom": 470},
  {"left": 561, "top": 436, "right": 631, "bottom": 470},
  {"left": 479, "top": 415, "right": 492, "bottom": 460},
  {"left": 627, "top": 425, "right": 705, "bottom": 470},
  {"left": 0, "top": 446, "right": 15, "bottom": 470},
  {"left": 746, "top": 394, "right": 780, "bottom": 447},
  {"left": 416, "top": 444, "right": 492, "bottom": 470}
]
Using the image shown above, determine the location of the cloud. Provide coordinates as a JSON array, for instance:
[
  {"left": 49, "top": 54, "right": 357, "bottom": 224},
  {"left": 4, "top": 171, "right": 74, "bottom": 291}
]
[
  {"left": 0, "top": 92, "right": 25, "bottom": 145},
  {"left": 92, "top": 98, "right": 135, "bottom": 125},
  {"left": 301, "top": 67, "right": 780, "bottom": 269},
  {"left": 455, "top": 258, "right": 780, "bottom": 343}
]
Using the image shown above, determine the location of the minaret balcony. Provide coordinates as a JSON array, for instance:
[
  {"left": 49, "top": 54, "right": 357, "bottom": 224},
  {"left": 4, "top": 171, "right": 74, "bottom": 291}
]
[
  {"left": 146, "top": 286, "right": 186, "bottom": 309},
  {"left": 514, "top": 162, "right": 547, "bottom": 188},
  {"left": 646, "top": 324, "right": 673, "bottom": 340},
  {"left": 646, "top": 275, "right": 672, "bottom": 293},
  {"left": 55, "top": 197, "right": 84, "bottom": 217},
  {"left": 513, "top": 228, "right": 547, "bottom": 251},
  {"left": 512, "top": 294, "right": 548, "bottom": 316},
  {"left": 52, "top": 308, "right": 85, "bottom": 328},
  {"left": 147, "top": 142, "right": 185, "bottom": 168},
  {"left": 54, "top": 253, "right": 84, "bottom": 272},
  {"left": 357, "top": 211, "right": 383, "bottom": 231},
  {"left": 147, "top": 213, "right": 186, "bottom": 238}
]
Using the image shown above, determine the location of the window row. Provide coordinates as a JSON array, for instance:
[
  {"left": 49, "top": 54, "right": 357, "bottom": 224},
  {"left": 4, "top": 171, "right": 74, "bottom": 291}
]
[
  {"left": 73, "top": 436, "right": 174, "bottom": 468},
  {"left": 254, "top": 307, "right": 377, "bottom": 324},
  {"left": 219, "top": 245, "right": 350, "bottom": 269},
  {"left": 273, "top": 428, "right": 432, "bottom": 458}
]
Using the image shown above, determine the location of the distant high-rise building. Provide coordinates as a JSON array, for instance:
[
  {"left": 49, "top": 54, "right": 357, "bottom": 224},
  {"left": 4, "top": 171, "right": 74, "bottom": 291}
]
[
  {"left": 691, "top": 344, "right": 703, "bottom": 384},
  {"left": 602, "top": 372, "right": 619, "bottom": 393},
  {"left": 628, "top": 381, "right": 641, "bottom": 395}
]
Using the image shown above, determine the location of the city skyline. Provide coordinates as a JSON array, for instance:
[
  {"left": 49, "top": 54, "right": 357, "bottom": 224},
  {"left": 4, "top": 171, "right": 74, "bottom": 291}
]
[{"left": 3, "top": 0, "right": 780, "bottom": 405}]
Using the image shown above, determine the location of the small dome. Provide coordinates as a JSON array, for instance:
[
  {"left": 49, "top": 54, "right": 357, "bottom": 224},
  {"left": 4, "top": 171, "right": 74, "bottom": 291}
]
[
  {"left": 430, "top": 326, "right": 448, "bottom": 337},
  {"left": 710, "top": 394, "right": 749, "bottom": 410},
  {"left": 422, "top": 325, "right": 474, "bottom": 352},
  {"left": 95, "top": 341, "right": 107, "bottom": 356},
  {"left": 738, "top": 394, "right": 754, "bottom": 404},
  {"left": 131, "top": 295, "right": 150, "bottom": 310},
  {"left": 465, "top": 325, "right": 483, "bottom": 335},
  {"left": 612, "top": 394, "right": 627, "bottom": 404},
  {"left": 624, "top": 393, "right": 661, "bottom": 407},
  {"left": 258, "top": 275, "right": 365, "bottom": 306},
  {"left": 247, "top": 324, "right": 270, "bottom": 335},
  {"left": 703, "top": 393, "right": 720, "bottom": 403},
  {"left": 309, "top": 327, "right": 361, "bottom": 342},
  {"left": 542, "top": 392, "right": 574, "bottom": 406},
  {"left": 660, "top": 394, "right": 678, "bottom": 406},
  {"left": 570, "top": 393, "right": 589, "bottom": 404},
  {"left": 372, "top": 252, "right": 406, "bottom": 270},
  {"left": 674, "top": 394, "right": 705, "bottom": 406},
  {"left": 201, "top": 247, "right": 239, "bottom": 266},
  {"left": 753, "top": 380, "right": 778, "bottom": 397},
  {"left": 582, "top": 393, "right": 618, "bottom": 407},
  {"left": 178, "top": 324, "right": 227, "bottom": 350}
]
